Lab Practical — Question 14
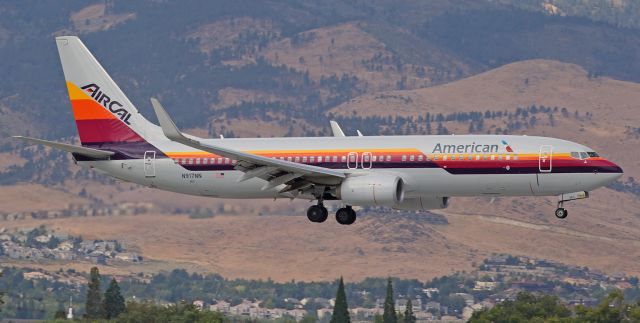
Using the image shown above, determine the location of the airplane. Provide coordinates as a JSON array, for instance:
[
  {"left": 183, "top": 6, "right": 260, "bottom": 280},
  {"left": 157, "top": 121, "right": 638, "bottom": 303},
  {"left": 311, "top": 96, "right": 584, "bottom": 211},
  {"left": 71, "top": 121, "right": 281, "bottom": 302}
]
[{"left": 14, "top": 36, "right": 623, "bottom": 225}]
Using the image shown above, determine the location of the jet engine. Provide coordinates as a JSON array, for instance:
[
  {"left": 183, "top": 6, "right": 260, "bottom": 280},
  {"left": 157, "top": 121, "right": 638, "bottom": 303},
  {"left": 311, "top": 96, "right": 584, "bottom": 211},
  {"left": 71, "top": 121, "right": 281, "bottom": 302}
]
[
  {"left": 394, "top": 196, "right": 449, "bottom": 211},
  {"left": 337, "top": 174, "right": 404, "bottom": 206}
]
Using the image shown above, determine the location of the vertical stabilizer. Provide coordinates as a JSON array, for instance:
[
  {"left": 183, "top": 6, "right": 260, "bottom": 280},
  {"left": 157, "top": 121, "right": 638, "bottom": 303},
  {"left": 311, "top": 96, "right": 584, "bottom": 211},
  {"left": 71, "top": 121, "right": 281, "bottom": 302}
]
[{"left": 56, "top": 36, "right": 163, "bottom": 158}]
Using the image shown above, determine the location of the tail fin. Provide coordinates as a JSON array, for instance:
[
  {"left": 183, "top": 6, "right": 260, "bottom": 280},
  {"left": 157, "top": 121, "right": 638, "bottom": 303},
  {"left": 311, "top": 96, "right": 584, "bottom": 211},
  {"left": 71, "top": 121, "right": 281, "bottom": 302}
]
[
  {"left": 56, "top": 36, "right": 166, "bottom": 159},
  {"left": 56, "top": 36, "right": 160, "bottom": 148}
]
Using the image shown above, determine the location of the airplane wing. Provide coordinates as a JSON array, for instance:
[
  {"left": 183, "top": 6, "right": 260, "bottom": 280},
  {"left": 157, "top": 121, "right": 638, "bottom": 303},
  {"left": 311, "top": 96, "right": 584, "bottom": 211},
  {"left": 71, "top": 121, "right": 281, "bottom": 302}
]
[
  {"left": 13, "top": 136, "right": 114, "bottom": 159},
  {"left": 150, "top": 98, "right": 345, "bottom": 192}
]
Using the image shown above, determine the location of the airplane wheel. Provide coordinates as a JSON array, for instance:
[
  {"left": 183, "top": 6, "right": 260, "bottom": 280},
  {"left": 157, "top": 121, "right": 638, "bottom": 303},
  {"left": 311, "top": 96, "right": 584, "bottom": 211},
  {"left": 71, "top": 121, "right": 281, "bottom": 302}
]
[
  {"left": 336, "top": 207, "right": 356, "bottom": 225},
  {"left": 307, "top": 205, "right": 328, "bottom": 223},
  {"left": 555, "top": 208, "right": 568, "bottom": 219}
]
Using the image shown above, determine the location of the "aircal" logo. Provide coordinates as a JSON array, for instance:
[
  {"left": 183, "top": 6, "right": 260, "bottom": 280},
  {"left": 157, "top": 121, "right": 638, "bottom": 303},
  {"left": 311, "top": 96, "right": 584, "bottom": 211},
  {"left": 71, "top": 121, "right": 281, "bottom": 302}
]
[{"left": 81, "top": 83, "right": 132, "bottom": 125}]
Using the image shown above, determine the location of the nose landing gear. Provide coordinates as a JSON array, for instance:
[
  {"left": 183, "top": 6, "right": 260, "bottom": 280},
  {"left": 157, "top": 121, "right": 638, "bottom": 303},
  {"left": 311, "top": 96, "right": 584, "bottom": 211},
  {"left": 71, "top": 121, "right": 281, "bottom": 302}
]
[
  {"left": 554, "top": 191, "right": 588, "bottom": 219},
  {"left": 554, "top": 205, "right": 568, "bottom": 219}
]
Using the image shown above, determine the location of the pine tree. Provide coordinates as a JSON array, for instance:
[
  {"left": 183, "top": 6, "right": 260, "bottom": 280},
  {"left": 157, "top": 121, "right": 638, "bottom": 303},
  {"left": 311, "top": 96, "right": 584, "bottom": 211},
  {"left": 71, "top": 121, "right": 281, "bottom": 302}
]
[
  {"left": 103, "top": 278, "right": 126, "bottom": 319},
  {"left": 383, "top": 278, "right": 397, "bottom": 323},
  {"left": 85, "top": 267, "right": 104, "bottom": 319},
  {"left": 404, "top": 298, "right": 416, "bottom": 323},
  {"left": 330, "top": 277, "right": 351, "bottom": 323}
]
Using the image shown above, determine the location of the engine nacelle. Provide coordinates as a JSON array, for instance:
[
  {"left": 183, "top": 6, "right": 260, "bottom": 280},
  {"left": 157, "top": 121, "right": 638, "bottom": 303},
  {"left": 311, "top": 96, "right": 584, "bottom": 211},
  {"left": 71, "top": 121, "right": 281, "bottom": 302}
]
[
  {"left": 337, "top": 174, "right": 405, "bottom": 207},
  {"left": 393, "top": 196, "right": 450, "bottom": 211}
]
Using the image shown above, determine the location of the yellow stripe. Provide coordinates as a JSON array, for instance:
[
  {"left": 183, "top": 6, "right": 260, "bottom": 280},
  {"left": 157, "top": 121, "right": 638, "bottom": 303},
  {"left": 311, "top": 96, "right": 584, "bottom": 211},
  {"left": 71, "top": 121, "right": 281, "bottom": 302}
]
[{"left": 66, "top": 81, "right": 92, "bottom": 101}]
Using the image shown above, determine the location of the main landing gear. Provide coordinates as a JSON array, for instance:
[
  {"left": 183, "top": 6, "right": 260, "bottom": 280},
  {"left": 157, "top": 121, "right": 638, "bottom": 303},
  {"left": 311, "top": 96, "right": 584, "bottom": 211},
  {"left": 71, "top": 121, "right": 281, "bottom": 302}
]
[
  {"left": 307, "top": 203, "right": 328, "bottom": 223},
  {"left": 335, "top": 206, "right": 357, "bottom": 225},
  {"left": 306, "top": 204, "right": 357, "bottom": 225}
]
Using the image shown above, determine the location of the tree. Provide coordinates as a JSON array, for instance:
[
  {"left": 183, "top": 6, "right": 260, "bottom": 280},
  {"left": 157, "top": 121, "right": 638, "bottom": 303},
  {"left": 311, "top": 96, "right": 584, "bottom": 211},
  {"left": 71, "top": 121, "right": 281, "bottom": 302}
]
[
  {"left": 0, "top": 271, "right": 4, "bottom": 312},
  {"left": 403, "top": 298, "right": 416, "bottom": 323},
  {"left": 383, "top": 278, "right": 397, "bottom": 323},
  {"left": 104, "top": 278, "right": 126, "bottom": 319},
  {"left": 330, "top": 277, "right": 350, "bottom": 323},
  {"left": 85, "top": 267, "right": 104, "bottom": 319}
]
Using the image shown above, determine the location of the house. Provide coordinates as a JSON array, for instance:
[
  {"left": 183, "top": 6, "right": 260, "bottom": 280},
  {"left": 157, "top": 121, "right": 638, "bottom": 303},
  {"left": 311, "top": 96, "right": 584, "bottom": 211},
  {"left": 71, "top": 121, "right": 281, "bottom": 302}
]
[
  {"left": 317, "top": 308, "right": 333, "bottom": 320},
  {"left": 115, "top": 252, "right": 140, "bottom": 262},
  {"left": 474, "top": 281, "right": 498, "bottom": 291},
  {"left": 193, "top": 300, "right": 205, "bottom": 311},
  {"left": 209, "top": 300, "right": 230, "bottom": 314}
]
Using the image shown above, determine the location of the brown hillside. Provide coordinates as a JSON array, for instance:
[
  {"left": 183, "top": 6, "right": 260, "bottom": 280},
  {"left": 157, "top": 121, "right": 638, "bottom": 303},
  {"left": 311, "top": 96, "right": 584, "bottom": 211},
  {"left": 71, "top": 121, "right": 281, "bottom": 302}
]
[{"left": 332, "top": 59, "right": 640, "bottom": 126}]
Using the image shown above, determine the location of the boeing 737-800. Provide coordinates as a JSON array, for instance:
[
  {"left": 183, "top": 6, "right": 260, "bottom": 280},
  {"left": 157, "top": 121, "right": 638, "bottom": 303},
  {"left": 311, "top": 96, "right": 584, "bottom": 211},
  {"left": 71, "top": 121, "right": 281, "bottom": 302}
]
[{"left": 14, "top": 36, "right": 623, "bottom": 225}]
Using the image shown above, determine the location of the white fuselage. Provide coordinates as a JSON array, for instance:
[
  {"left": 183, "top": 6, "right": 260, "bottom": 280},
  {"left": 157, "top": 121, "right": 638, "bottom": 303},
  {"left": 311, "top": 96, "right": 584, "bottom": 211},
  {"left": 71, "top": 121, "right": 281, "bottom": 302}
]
[{"left": 81, "top": 134, "right": 623, "bottom": 201}]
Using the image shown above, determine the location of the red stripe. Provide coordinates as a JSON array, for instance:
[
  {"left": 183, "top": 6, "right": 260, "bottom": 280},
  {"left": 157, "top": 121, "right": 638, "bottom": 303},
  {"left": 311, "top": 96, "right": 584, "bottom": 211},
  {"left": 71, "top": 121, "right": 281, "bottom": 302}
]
[{"left": 76, "top": 119, "right": 144, "bottom": 143}]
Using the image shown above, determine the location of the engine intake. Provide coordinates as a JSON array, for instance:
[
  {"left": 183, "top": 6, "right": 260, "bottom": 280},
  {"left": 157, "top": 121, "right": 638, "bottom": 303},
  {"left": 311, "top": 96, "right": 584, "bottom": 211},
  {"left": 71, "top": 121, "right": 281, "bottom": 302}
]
[{"left": 337, "top": 174, "right": 404, "bottom": 207}]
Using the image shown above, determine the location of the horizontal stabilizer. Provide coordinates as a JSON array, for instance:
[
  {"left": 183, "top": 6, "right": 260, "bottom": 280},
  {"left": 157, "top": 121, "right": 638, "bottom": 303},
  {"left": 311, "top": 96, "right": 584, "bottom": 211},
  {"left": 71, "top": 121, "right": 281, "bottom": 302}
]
[{"left": 12, "top": 136, "right": 114, "bottom": 159}]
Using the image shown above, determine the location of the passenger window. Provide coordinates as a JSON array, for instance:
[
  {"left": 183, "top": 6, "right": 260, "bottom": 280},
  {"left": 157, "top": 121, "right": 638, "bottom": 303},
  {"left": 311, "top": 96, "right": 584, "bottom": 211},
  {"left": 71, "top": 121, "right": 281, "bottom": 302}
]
[
  {"left": 475, "top": 155, "right": 480, "bottom": 161},
  {"left": 427, "top": 154, "right": 432, "bottom": 161},
  {"left": 482, "top": 155, "right": 487, "bottom": 161},
  {"left": 418, "top": 155, "right": 423, "bottom": 161},
  {"left": 409, "top": 155, "right": 415, "bottom": 162},
  {"left": 386, "top": 155, "right": 391, "bottom": 162},
  {"left": 451, "top": 155, "right": 456, "bottom": 161},
  {"left": 188, "top": 158, "right": 194, "bottom": 165},
  {"left": 310, "top": 156, "right": 315, "bottom": 163},
  {"left": 468, "top": 154, "right": 473, "bottom": 161},
  {"left": 434, "top": 155, "right": 439, "bottom": 161},
  {"left": 514, "top": 155, "right": 518, "bottom": 160},
  {"left": 498, "top": 155, "right": 503, "bottom": 161},
  {"left": 287, "top": 157, "right": 292, "bottom": 162},
  {"left": 341, "top": 156, "right": 346, "bottom": 162},
  {"left": 443, "top": 155, "right": 448, "bottom": 161},
  {"left": 294, "top": 156, "right": 299, "bottom": 163},
  {"left": 491, "top": 155, "right": 495, "bottom": 160},
  {"left": 402, "top": 155, "right": 407, "bottom": 162},
  {"left": 302, "top": 156, "right": 307, "bottom": 163},
  {"left": 333, "top": 156, "right": 338, "bottom": 162},
  {"left": 224, "top": 158, "right": 229, "bottom": 164},
  {"left": 372, "top": 156, "right": 377, "bottom": 162},
  {"left": 318, "top": 156, "right": 322, "bottom": 163},
  {"left": 364, "top": 154, "right": 370, "bottom": 162},
  {"left": 506, "top": 155, "right": 510, "bottom": 161}
]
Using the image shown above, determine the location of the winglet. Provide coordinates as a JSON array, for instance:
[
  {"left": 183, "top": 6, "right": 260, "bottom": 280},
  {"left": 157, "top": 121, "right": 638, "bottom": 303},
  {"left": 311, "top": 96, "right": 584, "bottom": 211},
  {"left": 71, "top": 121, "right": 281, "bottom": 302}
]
[
  {"left": 330, "top": 120, "right": 345, "bottom": 137},
  {"left": 150, "top": 98, "right": 191, "bottom": 143}
]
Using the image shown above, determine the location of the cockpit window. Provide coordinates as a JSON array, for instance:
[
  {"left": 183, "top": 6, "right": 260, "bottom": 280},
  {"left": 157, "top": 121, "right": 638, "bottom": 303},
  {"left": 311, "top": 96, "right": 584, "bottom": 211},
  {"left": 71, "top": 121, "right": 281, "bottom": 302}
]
[
  {"left": 580, "top": 152, "right": 589, "bottom": 159},
  {"left": 570, "top": 152, "right": 581, "bottom": 159},
  {"left": 587, "top": 152, "right": 599, "bottom": 158}
]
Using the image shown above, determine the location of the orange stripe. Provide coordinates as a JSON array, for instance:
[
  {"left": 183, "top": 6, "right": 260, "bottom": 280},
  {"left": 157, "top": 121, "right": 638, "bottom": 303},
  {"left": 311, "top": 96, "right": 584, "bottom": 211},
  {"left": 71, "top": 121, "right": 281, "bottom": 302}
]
[{"left": 71, "top": 99, "right": 117, "bottom": 121}]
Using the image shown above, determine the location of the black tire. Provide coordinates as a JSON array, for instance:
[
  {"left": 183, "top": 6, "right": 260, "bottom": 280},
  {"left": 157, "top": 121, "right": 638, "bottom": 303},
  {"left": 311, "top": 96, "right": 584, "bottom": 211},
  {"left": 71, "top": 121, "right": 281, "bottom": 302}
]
[
  {"left": 307, "top": 205, "right": 326, "bottom": 223},
  {"left": 336, "top": 208, "right": 352, "bottom": 225},
  {"left": 555, "top": 208, "right": 568, "bottom": 219},
  {"left": 346, "top": 208, "right": 357, "bottom": 225},
  {"left": 317, "top": 206, "right": 328, "bottom": 223}
]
